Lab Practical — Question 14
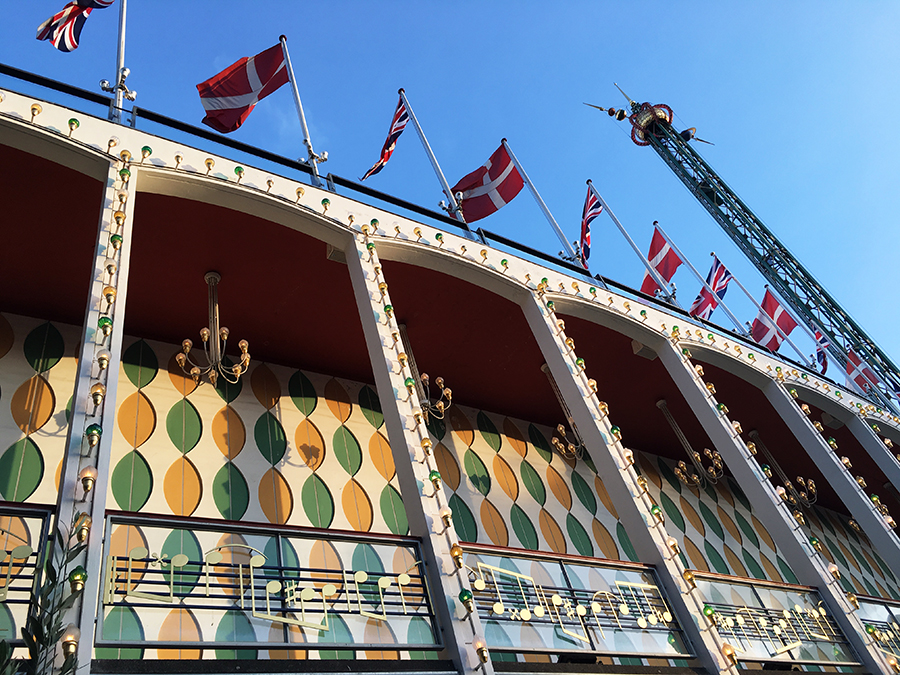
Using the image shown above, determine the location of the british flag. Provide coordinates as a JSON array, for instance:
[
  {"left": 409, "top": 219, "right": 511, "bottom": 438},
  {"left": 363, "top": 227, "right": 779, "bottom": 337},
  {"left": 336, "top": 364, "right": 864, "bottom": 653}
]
[
  {"left": 689, "top": 255, "right": 733, "bottom": 321},
  {"left": 579, "top": 186, "right": 602, "bottom": 269},
  {"left": 37, "top": 0, "right": 114, "bottom": 53},
  {"left": 362, "top": 94, "right": 410, "bottom": 181},
  {"left": 814, "top": 329, "right": 829, "bottom": 374}
]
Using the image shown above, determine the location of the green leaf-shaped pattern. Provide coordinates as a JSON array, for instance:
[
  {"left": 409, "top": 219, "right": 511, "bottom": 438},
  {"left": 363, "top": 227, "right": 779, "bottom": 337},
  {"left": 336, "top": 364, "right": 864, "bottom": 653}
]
[
  {"left": 616, "top": 522, "right": 639, "bottom": 562},
  {"left": 699, "top": 501, "right": 724, "bottom": 540},
  {"left": 449, "top": 494, "right": 477, "bottom": 542},
  {"left": 741, "top": 549, "right": 767, "bottom": 580},
  {"left": 735, "top": 512, "right": 759, "bottom": 548},
  {"left": 379, "top": 485, "right": 408, "bottom": 535},
  {"left": 351, "top": 543, "right": 385, "bottom": 605},
  {"left": 0, "top": 438, "right": 44, "bottom": 502},
  {"left": 657, "top": 459, "right": 683, "bottom": 494},
  {"left": 358, "top": 385, "right": 383, "bottom": 429},
  {"left": 333, "top": 426, "right": 362, "bottom": 476},
  {"left": 96, "top": 605, "right": 144, "bottom": 659},
  {"left": 570, "top": 472, "right": 596, "bottom": 515},
  {"left": 111, "top": 450, "right": 153, "bottom": 511},
  {"left": 263, "top": 538, "right": 300, "bottom": 582},
  {"left": 301, "top": 473, "right": 334, "bottom": 528},
  {"left": 566, "top": 513, "right": 593, "bottom": 557},
  {"left": 255, "top": 412, "right": 286, "bottom": 464},
  {"left": 165, "top": 399, "right": 202, "bottom": 454},
  {"left": 777, "top": 557, "right": 799, "bottom": 584},
  {"left": 122, "top": 340, "right": 158, "bottom": 389},
  {"left": 659, "top": 492, "right": 685, "bottom": 532},
  {"left": 476, "top": 412, "right": 501, "bottom": 452},
  {"left": 161, "top": 529, "right": 203, "bottom": 595},
  {"left": 212, "top": 463, "right": 249, "bottom": 520},
  {"left": 23, "top": 322, "right": 64, "bottom": 373},
  {"left": 214, "top": 358, "right": 242, "bottom": 403},
  {"left": 728, "top": 476, "right": 752, "bottom": 512},
  {"left": 425, "top": 415, "right": 445, "bottom": 441},
  {"left": 318, "top": 613, "right": 354, "bottom": 660},
  {"left": 704, "top": 540, "right": 730, "bottom": 574},
  {"left": 215, "top": 609, "right": 257, "bottom": 659},
  {"left": 510, "top": 503, "right": 537, "bottom": 550},
  {"left": 406, "top": 616, "right": 437, "bottom": 657},
  {"left": 464, "top": 448, "right": 491, "bottom": 496},
  {"left": 519, "top": 460, "right": 545, "bottom": 506},
  {"left": 527, "top": 424, "right": 553, "bottom": 464},
  {"left": 288, "top": 370, "right": 317, "bottom": 416}
]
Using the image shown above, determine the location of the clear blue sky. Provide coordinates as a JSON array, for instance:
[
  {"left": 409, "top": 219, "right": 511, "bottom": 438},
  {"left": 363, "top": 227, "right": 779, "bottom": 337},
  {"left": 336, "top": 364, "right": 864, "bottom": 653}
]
[{"left": 3, "top": 1, "right": 899, "bottom": 375}]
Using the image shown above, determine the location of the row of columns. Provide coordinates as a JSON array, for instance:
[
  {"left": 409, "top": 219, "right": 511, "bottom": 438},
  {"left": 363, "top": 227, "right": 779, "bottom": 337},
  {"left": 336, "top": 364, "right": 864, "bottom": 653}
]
[{"left": 51, "top": 157, "right": 900, "bottom": 674}]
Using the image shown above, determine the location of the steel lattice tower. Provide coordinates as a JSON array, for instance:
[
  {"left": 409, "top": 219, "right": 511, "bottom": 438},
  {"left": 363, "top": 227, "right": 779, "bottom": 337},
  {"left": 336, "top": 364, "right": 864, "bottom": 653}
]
[{"left": 612, "top": 95, "right": 899, "bottom": 412}]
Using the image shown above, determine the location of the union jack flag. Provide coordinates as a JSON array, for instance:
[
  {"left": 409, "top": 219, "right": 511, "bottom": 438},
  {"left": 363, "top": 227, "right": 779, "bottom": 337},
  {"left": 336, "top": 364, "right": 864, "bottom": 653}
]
[
  {"left": 689, "top": 255, "right": 733, "bottom": 321},
  {"left": 579, "top": 186, "right": 602, "bottom": 269},
  {"left": 814, "top": 329, "right": 829, "bottom": 374},
  {"left": 361, "top": 95, "right": 409, "bottom": 181},
  {"left": 37, "top": 0, "right": 114, "bottom": 53}
]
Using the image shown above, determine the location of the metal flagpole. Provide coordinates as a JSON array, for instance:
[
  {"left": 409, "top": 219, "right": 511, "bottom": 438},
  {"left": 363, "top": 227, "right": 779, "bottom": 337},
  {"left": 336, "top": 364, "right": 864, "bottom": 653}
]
[
  {"left": 587, "top": 182, "right": 679, "bottom": 306},
  {"left": 279, "top": 35, "right": 324, "bottom": 188},
  {"left": 502, "top": 139, "right": 582, "bottom": 266},
  {"left": 728, "top": 270, "right": 813, "bottom": 367},
  {"left": 113, "top": 0, "right": 126, "bottom": 123},
  {"left": 398, "top": 89, "right": 469, "bottom": 231}
]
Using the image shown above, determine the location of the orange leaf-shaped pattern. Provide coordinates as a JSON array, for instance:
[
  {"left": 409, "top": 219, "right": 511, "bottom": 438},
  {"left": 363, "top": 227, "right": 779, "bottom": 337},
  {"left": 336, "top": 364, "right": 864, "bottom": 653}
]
[
  {"left": 259, "top": 468, "right": 293, "bottom": 524},
  {"left": 295, "top": 418, "right": 326, "bottom": 470},
  {"left": 342, "top": 479, "right": 373, "bottom": 532},
  {"left": 447, "top": 406, "right": 474, "bottom": 447},
  {"left": 0, "top": 516, "right": 31, "bottom": 583},
  {"left": 308, "top": 540, "right": 343, "bottom": 590},
  {"left": 157, "top": 608, "right": 202, "bottom": 659},
  {"left": 10, "top": 375, "right": 55, "bottom": 434},
  {"left": 480, "top": 499, "right": 509, "bottom": 547},
  {"left": 594, "top": 475, "right": 618, "bottom": 519},
  {"left": 363, "top": 618, "right": 399, "bottom": 660},
  {"left": 163, "top": 456, "right": 202, "bottom": 516},
  {"left": 167, "top": 353, "right": 197, "bottom": 397},
  {"left": 117, "top": 391, "right": 156, "bottom": 448},
  {"left": 433, "top": 443, "right": 460, "bottom": 492},
  {"left": 211, "top": 406, "right": 245, "bottom": 459},
  {"left": 492, "top": 455, "right": 518, "bottom": 502},
  {"left": 108, "top": 525, "right": 149, "bottom": 591},
  {"left": 591, "top": 519, "right": 619, "bottom": 560},
  {"left": 251, "top": 364, "right": 281, "bottom": 410},
  {"left": 503, "top": 417, "right": 528, "bottom": 457},
  {"left": 539, "top": 509, "right": 566, "bottom": 554},
  {"left": 324, "top": 378, "right": 352, "bottom": 423},
  {"left": 215, "top": 532, "right": 251, "bottom": 596},
  {"left": 546, "top": 465, "right": 572, "bottom": 511},
  {"left": 268, "top": 620, "right": 306, "bottom": 660},
  {"left": 368, "top": 432, "right": 394, "bottom": 482}
]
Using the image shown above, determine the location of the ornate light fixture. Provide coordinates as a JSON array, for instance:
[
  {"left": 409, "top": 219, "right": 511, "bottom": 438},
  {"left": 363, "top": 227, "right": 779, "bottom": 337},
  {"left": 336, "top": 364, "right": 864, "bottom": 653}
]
[
  {"left": 748, "top": 430, "right": 817, "bottom": 507},
  {"left": 176, "top": 272, "right": 250, "bottom": 386},
  {"left": 542, "top": 364, "right": 587, "bottom": 460},
  {"left": 657, "top": 399, "right": 723, "bottom": 488},
  {"left": 397, "top": 325, "right": 451, "bottom": 423}
]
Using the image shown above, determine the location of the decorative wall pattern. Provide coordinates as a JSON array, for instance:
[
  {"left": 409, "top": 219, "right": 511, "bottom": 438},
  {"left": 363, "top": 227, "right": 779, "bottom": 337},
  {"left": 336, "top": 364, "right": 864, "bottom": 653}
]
[
  {"left": 108, "top": 337, "right": 409, "bottom": 536},
  {"left": 0, "top": 313, "right": 78, "bottom": 505}
]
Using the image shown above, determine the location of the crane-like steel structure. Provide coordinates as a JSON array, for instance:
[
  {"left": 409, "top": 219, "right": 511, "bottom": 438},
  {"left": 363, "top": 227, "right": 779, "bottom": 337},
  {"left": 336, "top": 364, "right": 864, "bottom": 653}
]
[{"left": 598, "top": 89, "right": 900, "bottom": 412}]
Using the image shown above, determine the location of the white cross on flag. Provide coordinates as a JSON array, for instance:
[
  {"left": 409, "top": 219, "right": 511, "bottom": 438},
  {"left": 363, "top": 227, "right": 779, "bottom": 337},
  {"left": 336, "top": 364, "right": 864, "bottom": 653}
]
[
  {"left": 640, "top": 224, "right": 683, "bottom": 295},
  {"left": 846, "top": 349, "right": 880, "bottom": 394},
  {"left": 451, "top": 143, "right": 524, "bottom": 223},
  {"left": 750, "top": 289, "right": 798, "bottom": 351},
  {"left": 197, "top": 43, "right": 289, "bottom": 133}
]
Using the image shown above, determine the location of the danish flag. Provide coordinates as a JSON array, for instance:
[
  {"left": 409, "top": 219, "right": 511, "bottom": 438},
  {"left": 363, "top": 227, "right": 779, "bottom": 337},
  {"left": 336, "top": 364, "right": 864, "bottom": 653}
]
[
  {"left": 846, "top": 349, "right": 880, "bottom": 394},
  {"left": 36, "top": 0, "right": 114, "bottom": 53},
  {"left": 361, "top": 95, "right": 409, "bottom": 181},
  {"left": 196, "top": 44, "right": 289, "bottom": 133},
  {"left": 640, "top": 223, "right": 683, "bottom": 296},
  {"left": 580, "top": 186, "right": 602, "bottom": 269},
  {"left": 689, "top": 255, "right": 733, "bottom": 321},
  {"left": 451, "top": 143, "right": 523, "bottom": 223},
  {"left": 750, "top": 289, "right": 798, "bottom": 351},
  {"left": 814, "top": 329, "right": 829, "bottom": 374}
]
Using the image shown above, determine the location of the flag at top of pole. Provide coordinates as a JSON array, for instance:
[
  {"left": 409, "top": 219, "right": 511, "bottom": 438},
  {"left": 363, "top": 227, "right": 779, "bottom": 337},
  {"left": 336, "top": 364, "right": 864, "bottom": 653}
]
[
  {"left": 640, "top": 222, "right": 683, "bottom": 296},
  {"left": 579, "top": 185, "right": 602, "bottom": 269},
  {"left": 361, "top": 95, "right": 409, "bottom": 181},
  {"left": 689, "top": 255, "right": 733, "bottom": 321},
  {"left": 37, "top": 0, "right": 115, "bottom": 52},
  {"left": 750, "top": 289, "right": 798, "bottom": 351},
  {"left": 196, "top": 44, "right": 289, "bottom": 133},
  {"left": 451, "top": 143, "right": 524, "bottom": 223}
]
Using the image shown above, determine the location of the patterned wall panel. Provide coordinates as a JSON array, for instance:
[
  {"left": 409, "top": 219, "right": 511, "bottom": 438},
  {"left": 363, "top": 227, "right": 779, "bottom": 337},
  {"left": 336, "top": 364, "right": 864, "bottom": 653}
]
[
  {"left": 0, "top": 313, "right": 79, "bottom": 506},
  {"left": 108, "top": 338, "right": 408, "bottom": 535},
  {"left": 431, "top": 405, "right": 628, "bottom": 560}
]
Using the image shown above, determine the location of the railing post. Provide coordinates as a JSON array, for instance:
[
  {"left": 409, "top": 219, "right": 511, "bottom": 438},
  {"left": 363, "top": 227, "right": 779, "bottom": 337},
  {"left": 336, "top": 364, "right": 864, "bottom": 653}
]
[
  {"left": 344, "top": 229, "right": 492, "bottom": 675},
  {"left": 655, "top": 343, "right": 895, "bottom": 673},
  {"left": 519, "top": 292, "right": 730, "bottom": 674}
]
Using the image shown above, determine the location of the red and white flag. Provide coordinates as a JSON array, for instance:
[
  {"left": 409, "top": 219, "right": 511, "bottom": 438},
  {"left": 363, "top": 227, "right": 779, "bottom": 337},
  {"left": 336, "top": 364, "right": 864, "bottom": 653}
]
[
  {"left": 750, "top": 289, "right": 798, "bottom": 351},
  {"left": 640, "top": 223, "right": 682, "bottom": 295},
  {"left": 846, "top": 349, "right": 880, "bottom": 394},
  {"left": 451, "top": 143, "right": 523, "bottom": 223},
  {"left": 197, "top": 44, "right": 289, "bottom": 133}
]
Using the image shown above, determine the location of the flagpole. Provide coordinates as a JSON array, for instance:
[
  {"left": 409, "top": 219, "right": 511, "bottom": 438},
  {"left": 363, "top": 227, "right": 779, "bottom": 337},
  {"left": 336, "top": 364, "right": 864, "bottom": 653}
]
[
  {"left": 398, "top": 89, "right": 468, "bottom": 231},
  {"left": 502, "top": 139, "right": 582, "bottom": 266},
  {"left": 587, "top": 182, "right": 679, "bottom": 306},
  {"left": 728, "top": 270, "right": 813, "bottom": 367},
  {"left": 112, "top": 0, "right": 127, "bottom": 123},
  {"left": 279, "top": 35, "right": 323, "bottom": 188}
]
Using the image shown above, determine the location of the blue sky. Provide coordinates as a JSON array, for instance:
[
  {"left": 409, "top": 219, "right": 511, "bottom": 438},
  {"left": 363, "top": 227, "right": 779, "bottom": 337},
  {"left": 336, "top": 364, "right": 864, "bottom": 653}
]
[{"left": 3, "top": 1, "right": 899, "bottom": 374}]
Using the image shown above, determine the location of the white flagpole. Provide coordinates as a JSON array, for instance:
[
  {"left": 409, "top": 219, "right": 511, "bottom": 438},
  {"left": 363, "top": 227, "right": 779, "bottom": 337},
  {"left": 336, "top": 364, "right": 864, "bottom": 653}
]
[
  {"left": 729, "top": 272, "right": 813, "bottom": 367},
  {"left": 279, "top": 35, "right": 324, "bottom": 188},
  {"left": 502, "top": 139, "right": 580, "bottom": 263},
  {"left": 112, "top": 0, "right": 126, "bottom": 123},
  {"left": 398, "top": 89, "right": 468, "bottom": 228},
  {"left": 587, "top": 182, "right": 679, "bottom": 306}
]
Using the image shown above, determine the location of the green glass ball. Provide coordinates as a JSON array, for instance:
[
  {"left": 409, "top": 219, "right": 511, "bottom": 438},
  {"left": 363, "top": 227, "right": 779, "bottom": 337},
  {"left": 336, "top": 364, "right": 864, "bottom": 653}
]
[
  {"left": 141, "top": 146, "right": 152, "bottom": 157},
  {"left": 85, "top": 423, "right": 102, "bottom": 437},
  {"left": 404, "top": 377, "right": 415, "bottom": 388},
  {"left": 458, "top": 589, "right": 473, "bottom": 603},
  {"left": 97, "top": 316, "right": 112, "bottom": 329},
  {"left": 429, "top": 470, "right": 441, "bottom": 482},
  {"left": 69, "top": 565, "right": 88, "bottom": 582}
]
